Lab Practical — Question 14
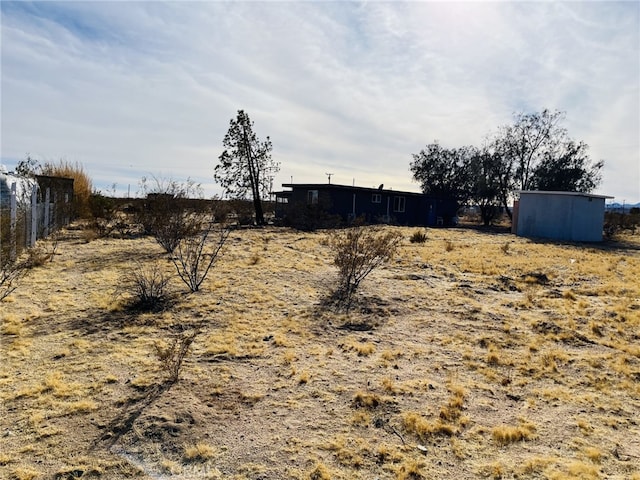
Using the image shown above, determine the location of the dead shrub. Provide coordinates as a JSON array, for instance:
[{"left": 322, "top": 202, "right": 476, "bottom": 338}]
[
  {"left": 24, "top": 245, "right": 52, "bottom": 267},
  {"left": 409, "top": 230, "right": 428, "bottom": 243},
  {"left": 136, "top": 177, "right": 208, "bottom": 253},
  {"left": 154, "top": 330, "right": 198, "bottom": 384},
  {"left": 0, "top": 256, "right": 29, "bottom": 301},
  {"left": 153, "top": 210, "right": 203, "bottom": 254},
  {"left": 121, "top": 261, "right": 172, "bottom": 311},
  {"left": 171, "top": 223, "right": 229, "bottom": 293}
]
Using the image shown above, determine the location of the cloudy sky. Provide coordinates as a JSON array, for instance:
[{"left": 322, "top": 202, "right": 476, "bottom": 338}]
[{"left": 1, "top": 1, "right": 639, "bottom": 203}]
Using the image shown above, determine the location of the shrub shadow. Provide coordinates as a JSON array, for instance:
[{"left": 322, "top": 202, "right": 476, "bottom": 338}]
[{"left": 314, "top": 290, "right": 393, "bottom": 331}]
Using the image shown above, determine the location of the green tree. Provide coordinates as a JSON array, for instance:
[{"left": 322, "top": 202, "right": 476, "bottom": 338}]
[
  {"left": 530, "top": 140, "right": 603, "bottom": 192},
  {"left": 468, "top": 149, "right": 502, "bottom": 226},
  {"left": 214, "top": 110, "right": 279, "bottom": 225},
  {"left": 409, "top": 142, "right": 474, "bottom": 204},
  {"left": 490, "top": 109, "right": 603, "bottom": 218}
]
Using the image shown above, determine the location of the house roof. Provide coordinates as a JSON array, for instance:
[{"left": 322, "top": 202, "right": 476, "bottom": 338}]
[
  {"left": 278, "top": 183, "right": 425, "bottom": 197},
  {"left": 517, "top": 190, "right": 614, "bottom": 200}
]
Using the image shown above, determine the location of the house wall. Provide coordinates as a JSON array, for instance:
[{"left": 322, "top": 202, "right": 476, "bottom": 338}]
[
  {"left": 304, "top": 188, "right": 427, "bottom": 225},
  {"left": 516, "top": 193, "right": 606, "bottom": 242},
  {"left": 277, "top": 185, "right": 458, "bottom": 227}
]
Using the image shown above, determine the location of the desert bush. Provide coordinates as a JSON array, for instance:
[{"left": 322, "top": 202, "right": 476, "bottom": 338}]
[
  {"left": 0, "top": 256, "right": 29, "bottom": 301},
  {"left": 211, "top": 198, "right": 233, "bottom": 224},
  {"left": 23, "top": 245, "right": 52, "bottom": 267},
  {"left": 352, "top": 391, "right": 383, "bottom": 409},
  {"left": 121, "top": 261, "right": 172, "bottom": 310},
  {"left": 87, "top": 190, "right": 123, "bottom": 237},
  {"left": 281, "top": 199, "right": 342, "bottom": 231},
  {"left": 330, "top": 225, "right": 402, "bottom": 310},
  {"left": 153, "top": 211, "right": 204, "bottom": 254},
  {"left": 154, "top": 330, "right": 198, "bottom": 384},
  {"left": 409, "top": 230, "right": 428, "bottom": 243},
  {"left": 136, "top": 177, "right": 207, "bottom": 253},
  {"left": 43, "top": 230, "right": 61, "bottom": 261},
  {"left": 171, "top": 222, "right": 230, "bottom": 293},
  {"left": 228, "top": 199, "right": 255, "bottom": 226},
  {"left": 604, "top": 210, "right": 640, "bottom": 238},
  {"left": 40, "top": 160, "right": 93, "bottom": 219},
  {"left": 395, "top": 460, "right": 426, "bottom": 480},
  {"left": 0, "top": 242, "right": 54, "bottom": 301}
]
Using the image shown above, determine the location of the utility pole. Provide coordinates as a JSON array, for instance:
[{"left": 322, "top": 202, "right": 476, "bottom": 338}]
[{"left": 326, "top": 173, "right": 334, "bottom": 184}]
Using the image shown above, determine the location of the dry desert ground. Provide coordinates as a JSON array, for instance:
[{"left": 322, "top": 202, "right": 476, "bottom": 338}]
[{"left": 1, "top": 223, "right": 639, "bottom": 480}]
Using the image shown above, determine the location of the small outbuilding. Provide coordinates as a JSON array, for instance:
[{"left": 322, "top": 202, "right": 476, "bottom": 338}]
[{"left": 513, "top": 191, "right": 614, "bottom": 242}]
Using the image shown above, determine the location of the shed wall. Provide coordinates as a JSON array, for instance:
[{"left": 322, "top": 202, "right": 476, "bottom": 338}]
[{"left": 517, "top": 193, "right": 605, "bottom": 242}]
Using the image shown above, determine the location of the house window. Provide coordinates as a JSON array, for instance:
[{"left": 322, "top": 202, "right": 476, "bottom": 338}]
[
  {"left": 393, "top": 196, "right": 405, "bottom": 212},
  {"left": 276, "top": 196, "right": 288, "bottom": 204},
  {"left": 372, "top": 193, "right": 381, "bottom": 203},
  {"left": 307, "top": 190, "right": 318, "bottom": 205}
]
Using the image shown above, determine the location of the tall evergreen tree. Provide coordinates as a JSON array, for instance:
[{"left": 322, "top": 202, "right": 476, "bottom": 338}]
[{"left": 214, "top": 110, "right": 279, "bottom": 225}]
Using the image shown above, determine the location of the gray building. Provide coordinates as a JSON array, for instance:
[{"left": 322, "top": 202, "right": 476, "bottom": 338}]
[{"left": 513, "top": 191, "right": 614, "bottom": 242}]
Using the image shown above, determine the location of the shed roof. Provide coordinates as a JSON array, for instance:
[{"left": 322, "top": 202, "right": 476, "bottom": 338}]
[{"left": 517, "top": 190, "right": 614, "bottom": 200}]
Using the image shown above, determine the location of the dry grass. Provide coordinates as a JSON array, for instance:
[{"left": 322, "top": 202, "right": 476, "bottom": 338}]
[
  {"left": 492, "top": 420, "right": 536, "bottom": 445},
  {"left": 182, "top": 442, "right": 216, "bottom": 462},
  {"left": 1, "top": 224, "right": 639, "bottom": 479},
  {"left": 40, "top": 159, "right": 93, "bottom": 218}
]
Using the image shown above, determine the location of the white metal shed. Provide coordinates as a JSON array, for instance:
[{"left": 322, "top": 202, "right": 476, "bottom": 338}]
[{"left": 513, "top": 191, "right": 614, "bottom": 242}]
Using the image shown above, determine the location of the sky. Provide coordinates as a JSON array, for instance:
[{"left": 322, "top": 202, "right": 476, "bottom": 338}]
[{"left": 1, "top": 1, "right": 639, "bottom": 203}]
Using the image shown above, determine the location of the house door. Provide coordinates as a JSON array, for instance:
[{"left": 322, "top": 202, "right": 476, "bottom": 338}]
[{"left": 427, "top": 203, "right": 436, "bottom": 226}]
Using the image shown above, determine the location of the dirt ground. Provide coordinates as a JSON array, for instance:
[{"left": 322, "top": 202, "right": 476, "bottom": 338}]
[{"left": 1, "top": 224, "right": 639, "bottom": 480}]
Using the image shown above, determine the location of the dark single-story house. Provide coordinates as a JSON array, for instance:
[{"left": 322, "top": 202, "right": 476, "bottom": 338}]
[
  {"left": 513, "top": 190, "right": 614, "bottom": 242},
  {"left": 273, "top": 183, "right": 458, "bottom": 228}
]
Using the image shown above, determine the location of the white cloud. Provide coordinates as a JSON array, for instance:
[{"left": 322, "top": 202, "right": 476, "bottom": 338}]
[{"left": 1, "top": 1, "right": 638, "bottom": 202}]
